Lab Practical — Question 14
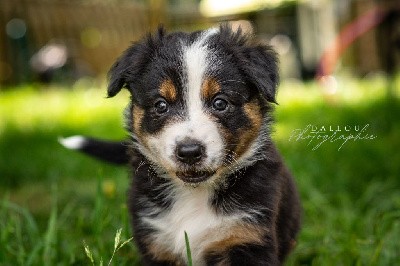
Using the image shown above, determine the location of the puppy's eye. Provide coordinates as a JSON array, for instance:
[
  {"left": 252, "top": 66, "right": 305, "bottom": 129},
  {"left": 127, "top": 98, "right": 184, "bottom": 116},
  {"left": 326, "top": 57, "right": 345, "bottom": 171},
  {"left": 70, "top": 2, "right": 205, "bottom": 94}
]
[
  {"left": 155, "top": 100, "right": 169, "bottom": 114},
  {"left": 212, "top": 98, "right": 228, "bottom": 111}
]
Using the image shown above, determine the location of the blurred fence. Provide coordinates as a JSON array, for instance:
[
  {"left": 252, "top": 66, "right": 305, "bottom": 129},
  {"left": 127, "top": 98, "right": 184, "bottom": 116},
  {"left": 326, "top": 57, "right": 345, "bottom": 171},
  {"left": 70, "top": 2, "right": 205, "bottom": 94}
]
[{"left": 0, "top": 0, "right": 151, "bottom": 85}]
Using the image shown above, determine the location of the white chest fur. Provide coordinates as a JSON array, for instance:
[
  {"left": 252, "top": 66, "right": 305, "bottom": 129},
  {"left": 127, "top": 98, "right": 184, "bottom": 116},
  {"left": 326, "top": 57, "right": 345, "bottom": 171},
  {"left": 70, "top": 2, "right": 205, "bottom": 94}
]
[{"left": 142, "top": 186, "right": 248, "bottom": 265}]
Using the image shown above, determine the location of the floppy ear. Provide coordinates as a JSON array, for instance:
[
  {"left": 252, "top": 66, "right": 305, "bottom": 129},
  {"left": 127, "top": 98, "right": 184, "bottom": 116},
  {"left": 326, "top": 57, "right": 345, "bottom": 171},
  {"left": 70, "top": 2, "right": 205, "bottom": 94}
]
[
  {"left": 107, "top": 41, "right": 152, "bottom": 98},
  {"left": 107, "top": 42, "right": 151, "bottom": 98},
  {"left": 107, "top": 26, "right": 167, "bottom": 98},
  {"left": 107, "top": 52, "right": 130, "bottom": 97},
  {"left": 241, "top": 45, "right": 279, "bottom": 103}
]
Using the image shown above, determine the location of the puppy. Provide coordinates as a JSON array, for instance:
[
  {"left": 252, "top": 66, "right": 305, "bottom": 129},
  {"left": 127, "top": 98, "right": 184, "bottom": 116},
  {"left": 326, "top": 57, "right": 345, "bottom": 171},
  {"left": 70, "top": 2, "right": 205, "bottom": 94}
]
[{"left": 61, "top": 25, "right": 301, "bottom": 265}]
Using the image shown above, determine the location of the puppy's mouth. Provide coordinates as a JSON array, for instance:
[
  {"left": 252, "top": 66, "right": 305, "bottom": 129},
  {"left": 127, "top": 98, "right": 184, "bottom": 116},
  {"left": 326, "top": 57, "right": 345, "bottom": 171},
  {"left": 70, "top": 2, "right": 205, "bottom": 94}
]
[{"left": 175, "top": 170, "right": 215, "bottom": 184}]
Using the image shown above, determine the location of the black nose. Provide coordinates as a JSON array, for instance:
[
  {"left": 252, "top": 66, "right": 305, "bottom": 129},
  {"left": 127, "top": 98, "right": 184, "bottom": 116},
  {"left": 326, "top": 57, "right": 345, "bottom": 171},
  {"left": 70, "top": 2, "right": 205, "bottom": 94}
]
[{"left": 175, "top": 141, "right": 204, "bottom": 165}]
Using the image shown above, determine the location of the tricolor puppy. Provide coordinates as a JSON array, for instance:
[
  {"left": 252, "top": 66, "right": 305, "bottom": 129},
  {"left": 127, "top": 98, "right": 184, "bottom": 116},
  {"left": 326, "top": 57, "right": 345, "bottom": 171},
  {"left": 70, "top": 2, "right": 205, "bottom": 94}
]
[{"left": 61, "top": 25, "right": 301, "bottom": 265}]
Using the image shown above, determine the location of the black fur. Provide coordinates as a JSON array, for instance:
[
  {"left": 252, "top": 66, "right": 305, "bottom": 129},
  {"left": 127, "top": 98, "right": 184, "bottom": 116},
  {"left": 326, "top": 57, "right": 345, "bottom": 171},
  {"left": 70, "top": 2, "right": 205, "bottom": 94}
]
[
  {"left": 70, "top": 138, "right": 130, "bottom": 164},
  {"left": 127, "top": 145, "right": 300, "bottom": 265},
  {"left": 63, "top": 25, "right": 301, "bottom": 265}
]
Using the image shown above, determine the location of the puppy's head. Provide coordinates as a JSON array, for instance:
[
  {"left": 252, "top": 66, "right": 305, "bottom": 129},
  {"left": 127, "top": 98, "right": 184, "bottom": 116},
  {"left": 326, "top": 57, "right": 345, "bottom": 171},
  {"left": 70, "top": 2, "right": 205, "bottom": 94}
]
[{"left": 108, "top": 25, "right": 278, "bottom": 185}]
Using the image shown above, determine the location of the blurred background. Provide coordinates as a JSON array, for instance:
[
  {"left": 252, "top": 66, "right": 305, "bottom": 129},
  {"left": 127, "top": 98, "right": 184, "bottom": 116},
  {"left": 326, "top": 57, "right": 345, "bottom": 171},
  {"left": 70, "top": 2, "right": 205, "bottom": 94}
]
[
  {"left": 0, "top": 0, "right": 399, "bottom": 265},
  {"left": 1, "top": 0, "right": 400, "bottom": 84}
]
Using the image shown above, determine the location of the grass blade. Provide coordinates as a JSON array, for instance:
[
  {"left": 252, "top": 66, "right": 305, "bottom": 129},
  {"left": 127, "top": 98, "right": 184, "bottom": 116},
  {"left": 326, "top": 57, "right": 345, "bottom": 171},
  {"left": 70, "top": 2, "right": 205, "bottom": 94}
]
[
  {"left": 184, "top": 231, "right": 193, "bottom": 266},
  {"left": 114, "top": 228, "right": 122, "bottom": 251},
  {"left": 43, "top": 185, "right": 58, "bottom": 266},
  {"left": 83, "top": 241, "right": 95, "bottom": 265},
  {"left": 108, "top": 228, "right": 133, "bottom": 266}
]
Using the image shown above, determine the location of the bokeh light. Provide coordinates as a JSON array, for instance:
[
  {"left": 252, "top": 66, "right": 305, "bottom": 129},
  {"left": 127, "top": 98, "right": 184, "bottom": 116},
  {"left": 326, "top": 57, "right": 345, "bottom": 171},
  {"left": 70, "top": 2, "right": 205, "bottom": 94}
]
[
  {"left": 6, "top": 18, "right": 27, "bottom": 39},
  {"left": 81, "top": 27, "right": 102, "bottom": 49}
]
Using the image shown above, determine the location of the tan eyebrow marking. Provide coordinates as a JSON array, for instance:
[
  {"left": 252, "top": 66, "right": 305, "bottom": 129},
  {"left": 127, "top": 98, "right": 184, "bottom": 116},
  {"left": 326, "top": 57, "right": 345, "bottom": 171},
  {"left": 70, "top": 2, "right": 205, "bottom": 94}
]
[
  {"left": 159, "top": 79, "right": 177, "bottom": 102},
  {"left": 201, "top": 78, "right": 221, "bottom": 100}
]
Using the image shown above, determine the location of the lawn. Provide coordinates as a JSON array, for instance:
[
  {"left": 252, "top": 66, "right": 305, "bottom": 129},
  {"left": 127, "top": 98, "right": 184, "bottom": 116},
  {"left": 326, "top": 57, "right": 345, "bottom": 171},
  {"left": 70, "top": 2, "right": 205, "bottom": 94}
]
[{"left": 0, "top": 75, "right": 399, "bottom": 265}]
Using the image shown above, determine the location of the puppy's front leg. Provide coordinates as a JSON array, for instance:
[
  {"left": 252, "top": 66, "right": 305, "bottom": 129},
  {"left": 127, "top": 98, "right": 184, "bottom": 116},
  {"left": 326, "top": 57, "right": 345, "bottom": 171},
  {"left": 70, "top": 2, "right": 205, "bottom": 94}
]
[
  {"left": 206, "top": 237, "right": 279, "bottom": 266},
  {"left": 227, "top": 243, "right": 279, "bottom": 266}
]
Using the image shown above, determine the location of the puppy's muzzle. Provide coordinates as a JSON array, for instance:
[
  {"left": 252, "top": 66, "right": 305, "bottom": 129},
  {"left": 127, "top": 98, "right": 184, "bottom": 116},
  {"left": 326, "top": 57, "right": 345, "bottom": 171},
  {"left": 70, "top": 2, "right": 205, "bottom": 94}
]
[
  {"left": 174, "top": 139, "right": 216, "bottom": 184},
  {"left": 175, "top": 139, "right": 204, "bottom": 165}
]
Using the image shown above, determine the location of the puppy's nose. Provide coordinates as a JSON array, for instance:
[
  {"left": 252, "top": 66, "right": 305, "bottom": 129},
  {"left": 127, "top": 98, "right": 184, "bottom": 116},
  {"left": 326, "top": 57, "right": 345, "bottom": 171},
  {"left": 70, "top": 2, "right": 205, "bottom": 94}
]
[{"left": 176, "top": 141, "right": 204, "bottom": 165}]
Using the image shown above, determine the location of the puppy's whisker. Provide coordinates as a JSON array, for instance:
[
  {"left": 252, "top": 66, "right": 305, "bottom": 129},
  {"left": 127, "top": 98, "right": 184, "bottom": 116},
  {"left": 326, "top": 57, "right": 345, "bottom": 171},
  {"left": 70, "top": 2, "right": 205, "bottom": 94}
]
[
  {"left": 219, "top": 79, "right": 246, "bottom": 85},
  {"left": 135, "top": 160, "right": 146, "bottom": 173}
]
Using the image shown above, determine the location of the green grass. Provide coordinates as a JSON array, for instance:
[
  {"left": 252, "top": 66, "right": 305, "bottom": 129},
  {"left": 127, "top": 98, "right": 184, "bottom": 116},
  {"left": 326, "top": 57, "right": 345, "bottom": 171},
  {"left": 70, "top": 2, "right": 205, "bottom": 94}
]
[
  {"left": 0, "top": 75, "right": 399, "bottom": 265},
  {"left": 185, "top": 231, "right": 193, "bottom": 266}
]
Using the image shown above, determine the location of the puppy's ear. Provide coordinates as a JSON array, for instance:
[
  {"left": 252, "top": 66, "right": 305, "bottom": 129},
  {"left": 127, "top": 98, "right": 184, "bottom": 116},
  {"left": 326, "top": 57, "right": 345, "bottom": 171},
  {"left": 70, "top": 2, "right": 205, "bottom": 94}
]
[
  {"left": 107, "top": 26, "right": 167, "bottom": 98},
  {"left": 242, "top": 45, "right": 279, "bottom": 104},
  {"left": 107, "top": 42, "right": 147, "bottom": 98},
  {"left": 107, "top": 52, "right": 130, "bottom": 97}
]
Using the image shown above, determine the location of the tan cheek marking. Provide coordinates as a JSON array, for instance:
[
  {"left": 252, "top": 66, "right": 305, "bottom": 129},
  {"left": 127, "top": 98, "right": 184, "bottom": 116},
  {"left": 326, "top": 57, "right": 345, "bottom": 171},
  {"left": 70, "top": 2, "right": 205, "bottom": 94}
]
[
  {"left": 203, "top": 224, "right": 267, "bottom": 257},
  {"left": 233, "top": 100, "right": 262, "bottom": 158},
  {"left": 133, "top": 106, "right": 144, "bottom": 135},
  {"left": 201, "top": 78, "right": 221, "bottom": 100},
  {"left": 219, "top": 126, "right": 236, "bottom": 160},
  {"left": 132, "top": 106, "right": 149, "bottom": 148},
  {"left": 159, "top": 79, "right": 177, "bottom": 102}
]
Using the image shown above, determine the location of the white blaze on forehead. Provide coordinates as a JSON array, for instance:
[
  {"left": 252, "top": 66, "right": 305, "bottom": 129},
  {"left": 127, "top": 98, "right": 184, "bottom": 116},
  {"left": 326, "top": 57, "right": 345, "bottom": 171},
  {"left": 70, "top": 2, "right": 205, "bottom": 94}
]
[
  {"left": 145, "top": 29, "right": 225, "bottom": 172},
  {"left": 181, "top": 29, "right": 223, "bottom": 166},
  {"left": 183, "top": 29, "right": 217, "bottom": 118}
]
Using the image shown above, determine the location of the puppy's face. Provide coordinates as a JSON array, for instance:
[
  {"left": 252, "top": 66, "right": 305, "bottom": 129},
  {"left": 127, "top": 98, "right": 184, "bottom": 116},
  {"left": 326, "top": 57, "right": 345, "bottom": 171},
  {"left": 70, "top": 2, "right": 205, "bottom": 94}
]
[{"left": 108, "top": 26, "right": 278, "bottom": 185}]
